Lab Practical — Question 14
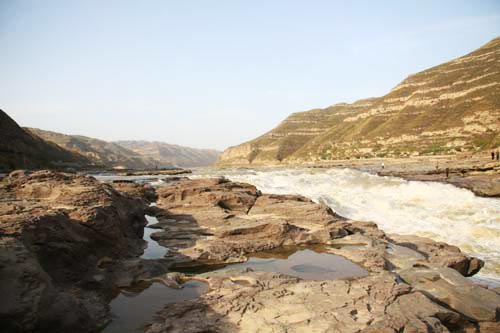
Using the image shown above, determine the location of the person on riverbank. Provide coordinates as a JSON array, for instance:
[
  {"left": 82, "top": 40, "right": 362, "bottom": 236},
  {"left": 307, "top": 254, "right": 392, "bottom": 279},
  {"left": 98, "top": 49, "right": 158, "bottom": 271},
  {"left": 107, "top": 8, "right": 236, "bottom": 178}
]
[
  {"left": 496, "top": 151, "right": 500, "bottom": 161},
  {"left": 381, "top": 162, "right": 385, "bottom": 170},
  {"left": 445, "top": 167, "right": 449, "bottom": 178},
  {"left": 492, "top": 151, "right": 496, "bottom": 160}
]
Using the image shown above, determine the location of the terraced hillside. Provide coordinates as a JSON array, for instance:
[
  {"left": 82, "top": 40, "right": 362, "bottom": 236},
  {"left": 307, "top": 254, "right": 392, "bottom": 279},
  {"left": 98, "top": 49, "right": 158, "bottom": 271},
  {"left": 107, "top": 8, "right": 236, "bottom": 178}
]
[
  {"left": 219, "top": 38, "right": 500, "bottom": 166},
  {"left": 0, "top": 110, "right": 89, "bottom": 170}
]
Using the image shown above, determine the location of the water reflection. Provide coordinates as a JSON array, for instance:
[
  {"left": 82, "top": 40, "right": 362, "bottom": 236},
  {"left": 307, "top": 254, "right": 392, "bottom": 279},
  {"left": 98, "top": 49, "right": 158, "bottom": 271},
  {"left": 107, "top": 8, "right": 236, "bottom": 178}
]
[
  {"left": 176, "top": 247, "right": 368, "bottom": 280},
  {"left": 103, "top": 280, "right": 208, "bottom": 333}
]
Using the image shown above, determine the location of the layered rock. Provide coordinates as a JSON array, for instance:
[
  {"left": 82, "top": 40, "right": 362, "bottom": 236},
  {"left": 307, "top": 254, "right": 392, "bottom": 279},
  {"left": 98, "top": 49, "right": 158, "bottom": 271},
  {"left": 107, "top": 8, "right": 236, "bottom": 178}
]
[
  {"left": 0, "top": 170, "right": 149, "bottom": 332},
  {"left": 219, "top": 37, "right": 500, "bottom": 166}
]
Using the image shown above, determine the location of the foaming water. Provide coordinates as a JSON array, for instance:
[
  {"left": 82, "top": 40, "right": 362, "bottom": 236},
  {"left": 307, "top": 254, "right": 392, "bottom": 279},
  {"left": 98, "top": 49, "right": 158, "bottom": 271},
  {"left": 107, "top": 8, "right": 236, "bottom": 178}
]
[{"left": 194, "top": 167, "right": 500, "bottom": 279}]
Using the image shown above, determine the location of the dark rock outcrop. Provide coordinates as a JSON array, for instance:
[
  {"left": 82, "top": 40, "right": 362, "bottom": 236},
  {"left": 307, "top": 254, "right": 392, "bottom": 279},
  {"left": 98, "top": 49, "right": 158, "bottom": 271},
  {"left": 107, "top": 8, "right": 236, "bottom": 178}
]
[
  {"left": 0, "top": 170, "right": 148, "bottom": 332},
  {"left": 0, "top": 110, "right": 89, "bottom": 170}
]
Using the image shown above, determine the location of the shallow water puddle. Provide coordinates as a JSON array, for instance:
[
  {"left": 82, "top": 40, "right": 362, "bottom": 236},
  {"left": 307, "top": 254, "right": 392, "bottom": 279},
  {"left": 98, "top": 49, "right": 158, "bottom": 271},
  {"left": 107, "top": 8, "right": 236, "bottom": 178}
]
[
  {"left": 102, "top": 280, "right": 208, "bottom": 333},
  {"left": 142, "top": 215, "right": 168, "bottom": 259},
  {"left": 178, "top": 247, "right": 368, "bottom": 280}
]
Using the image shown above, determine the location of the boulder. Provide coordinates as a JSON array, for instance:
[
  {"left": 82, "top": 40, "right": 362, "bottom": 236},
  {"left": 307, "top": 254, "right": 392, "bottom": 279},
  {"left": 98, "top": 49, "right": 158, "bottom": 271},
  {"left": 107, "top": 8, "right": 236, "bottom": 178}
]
[{"left": 399, "top": 266, "right": 500, "bottom": 323}]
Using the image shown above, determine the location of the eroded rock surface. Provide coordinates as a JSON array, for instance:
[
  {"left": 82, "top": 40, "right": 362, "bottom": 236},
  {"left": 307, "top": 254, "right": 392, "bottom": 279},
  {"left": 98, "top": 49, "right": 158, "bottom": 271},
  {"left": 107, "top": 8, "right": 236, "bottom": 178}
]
[
  {"left": 0, "top": 170, "right": 151, "bottom": 332},
  {"left": 142, "top": 177, "right": 498, "bottom": 332},
  {"left": 153, "top": 178, "right": 481, "bottom": 276},
  {"left": 2, "top": 173, "right": 498, "bottom": 333},
  {"left": 148, "top": 269, "right": 499, "bottom": 333}
]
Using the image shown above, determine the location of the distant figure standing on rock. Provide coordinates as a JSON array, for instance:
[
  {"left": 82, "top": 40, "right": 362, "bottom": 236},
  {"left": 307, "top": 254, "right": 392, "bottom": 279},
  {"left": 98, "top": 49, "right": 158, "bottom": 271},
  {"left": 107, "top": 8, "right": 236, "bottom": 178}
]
[
  {"left": 492, "top": 151, "right": 496, "bottom": 160},
  {"left": 445, "top": 167, "right": 449, "bottom": 178},
  {"left": 496, "top": 151, "right": 500, "bottom": 161},
  {"left": 381, "top": 162, "right": 385, "bottom": 170}
]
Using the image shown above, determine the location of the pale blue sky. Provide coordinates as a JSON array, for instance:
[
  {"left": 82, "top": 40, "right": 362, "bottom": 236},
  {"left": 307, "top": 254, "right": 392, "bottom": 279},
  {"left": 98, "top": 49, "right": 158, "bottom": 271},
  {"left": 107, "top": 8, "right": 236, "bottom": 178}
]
[{"left": 1, "top": 1, "right": 499, "bottom": 150}]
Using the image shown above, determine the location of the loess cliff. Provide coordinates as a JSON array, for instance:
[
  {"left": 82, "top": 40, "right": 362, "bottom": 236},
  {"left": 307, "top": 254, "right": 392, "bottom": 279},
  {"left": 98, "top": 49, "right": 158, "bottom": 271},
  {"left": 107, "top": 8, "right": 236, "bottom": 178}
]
[{"left": 219, "top": 38, "right": 500, "bottom": 166}]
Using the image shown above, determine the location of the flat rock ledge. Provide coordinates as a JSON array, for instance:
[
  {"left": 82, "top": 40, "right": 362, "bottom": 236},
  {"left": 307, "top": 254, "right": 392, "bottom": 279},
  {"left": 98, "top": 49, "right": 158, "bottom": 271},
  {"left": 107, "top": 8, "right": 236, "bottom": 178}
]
[{"left": 145, "top": 177, "right": 498, "bottom": 333}]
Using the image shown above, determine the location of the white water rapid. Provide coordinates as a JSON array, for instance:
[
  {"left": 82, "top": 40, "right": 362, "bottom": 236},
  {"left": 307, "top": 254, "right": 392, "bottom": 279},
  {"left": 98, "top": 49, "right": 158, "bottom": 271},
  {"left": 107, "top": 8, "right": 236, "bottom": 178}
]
[{"left": 194, "top": 167, "right": 500, "bottom": 280}]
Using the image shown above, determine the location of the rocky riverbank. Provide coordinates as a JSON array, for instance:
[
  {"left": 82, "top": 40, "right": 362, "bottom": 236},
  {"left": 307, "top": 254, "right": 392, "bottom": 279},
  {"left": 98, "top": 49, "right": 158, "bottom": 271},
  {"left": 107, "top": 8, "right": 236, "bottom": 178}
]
[
  {"left": 116, "top": 168, "right": 192, "bottom": 177},
  {"left": 144, "top": 177, "right": 499, "bottom": 333},
  {"left": 0, "top": 171, "right": 166, "bottom": 332},
  {"left": 1, "top": 171, "right": 499, "bottom": 332},
  {"left": 303, "top": 154, "right": 500, "bottom": 197}
]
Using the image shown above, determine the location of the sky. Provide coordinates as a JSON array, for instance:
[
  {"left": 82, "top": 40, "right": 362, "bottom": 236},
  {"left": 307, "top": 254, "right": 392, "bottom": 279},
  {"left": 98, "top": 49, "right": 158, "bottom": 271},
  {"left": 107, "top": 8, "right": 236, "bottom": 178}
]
[{"left": 1, "top": 1, "right": 499, "bottom": 150}]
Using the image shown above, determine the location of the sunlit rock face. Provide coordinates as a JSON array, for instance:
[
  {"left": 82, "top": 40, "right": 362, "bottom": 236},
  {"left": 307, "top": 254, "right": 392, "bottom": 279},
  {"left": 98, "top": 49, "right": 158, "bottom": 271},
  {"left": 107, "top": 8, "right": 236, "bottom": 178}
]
[{"left": 219, "top": 38, "right": 500, "bottom": 166}]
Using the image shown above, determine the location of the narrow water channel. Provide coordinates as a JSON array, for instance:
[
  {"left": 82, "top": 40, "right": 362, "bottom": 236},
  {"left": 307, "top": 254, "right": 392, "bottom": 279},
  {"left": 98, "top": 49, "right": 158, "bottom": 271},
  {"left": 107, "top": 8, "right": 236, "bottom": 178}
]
[
  {"left": 142, "top": 214, "right": 168, "bottom": 259},
  {"left": 103, "top": 205, "right": 208, "bottom": 333}
]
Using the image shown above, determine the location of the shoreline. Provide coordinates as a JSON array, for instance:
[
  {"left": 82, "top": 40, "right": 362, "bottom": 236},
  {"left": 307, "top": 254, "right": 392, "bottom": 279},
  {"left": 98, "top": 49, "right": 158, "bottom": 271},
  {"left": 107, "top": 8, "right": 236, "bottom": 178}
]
[{"left": 216, "top": 154, "right": 500, "bottom": 197}]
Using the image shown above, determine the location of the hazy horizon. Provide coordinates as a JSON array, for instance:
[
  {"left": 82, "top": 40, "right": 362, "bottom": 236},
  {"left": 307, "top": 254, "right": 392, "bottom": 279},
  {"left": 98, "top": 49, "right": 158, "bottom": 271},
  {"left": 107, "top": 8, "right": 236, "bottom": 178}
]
[{"left": 1, "top": 0, "right": 499, "bottom": 150}]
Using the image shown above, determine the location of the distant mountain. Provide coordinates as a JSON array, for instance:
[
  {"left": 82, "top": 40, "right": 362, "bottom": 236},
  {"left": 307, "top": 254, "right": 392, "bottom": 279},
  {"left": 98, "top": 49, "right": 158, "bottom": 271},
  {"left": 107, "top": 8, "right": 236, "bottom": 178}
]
[
  {"left": 26, "top": 128, "right": 220, "bottom": 169},
  {"left": 115, "top": 140, "right": 221, "bottom": 168},
  {"left": 0, "top": 110, "right": 89, "bottom": 170},
  {"left": 27, "top": 128, "right": 158, "bottom": 169},
  {"left": 219, "top": 37, "right": 500, "bottom": 166}
]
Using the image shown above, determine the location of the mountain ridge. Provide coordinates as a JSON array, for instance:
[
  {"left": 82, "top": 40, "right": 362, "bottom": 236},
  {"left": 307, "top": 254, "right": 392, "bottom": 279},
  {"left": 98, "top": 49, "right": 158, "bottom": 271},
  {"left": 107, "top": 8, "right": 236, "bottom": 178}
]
[
  {"left": 115, "top": 140, "right": 220, "bottom": 168},
  {"left": 0, "top": 110, "right": 90, "bottom": 170},
  {"left": 27, "top": 128, "right": 220, "bottom": 169}
]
